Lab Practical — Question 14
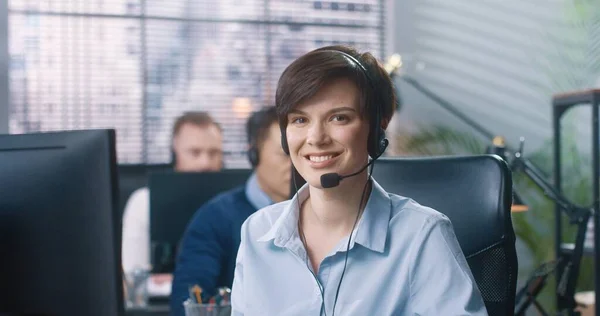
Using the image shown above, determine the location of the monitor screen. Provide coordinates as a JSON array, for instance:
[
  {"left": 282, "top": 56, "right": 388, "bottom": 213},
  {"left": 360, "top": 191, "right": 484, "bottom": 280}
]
[
  {"left": 0, "top": 129, "right": 123, "bottom": 316},
  {"left": 149, "top": 169, "right": 252, "bottom": 273}
]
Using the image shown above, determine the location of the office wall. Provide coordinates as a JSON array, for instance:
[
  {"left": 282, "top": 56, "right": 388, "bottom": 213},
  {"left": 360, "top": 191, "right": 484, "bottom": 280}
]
[
  {"left": 0, "top": 0, "right": 8, "bottom": 134},
  {"left": 389, "top": 0, "right": 599, "bottom": 153}
]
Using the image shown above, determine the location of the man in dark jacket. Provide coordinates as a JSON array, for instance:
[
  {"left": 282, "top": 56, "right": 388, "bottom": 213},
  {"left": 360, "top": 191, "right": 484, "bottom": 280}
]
[{"left": 170, "top": 107, "right": 290, "bottom": 315}]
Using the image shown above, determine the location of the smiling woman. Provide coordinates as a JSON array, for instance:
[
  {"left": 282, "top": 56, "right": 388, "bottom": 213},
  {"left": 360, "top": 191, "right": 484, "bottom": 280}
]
[{"left": 230, "top": 46, "right": 489, "bottom": 316}]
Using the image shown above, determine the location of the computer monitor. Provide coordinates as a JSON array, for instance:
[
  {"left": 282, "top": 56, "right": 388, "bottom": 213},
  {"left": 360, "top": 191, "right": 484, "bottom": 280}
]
[
  {"left": 149, "top": 169, "right": 252, "bottom": 273},
  {"left": 116, "top": 163, "right": 172, "bottom": 217},
  {"left": 0, "top": 130, "right": 124, "bottom": 316}
]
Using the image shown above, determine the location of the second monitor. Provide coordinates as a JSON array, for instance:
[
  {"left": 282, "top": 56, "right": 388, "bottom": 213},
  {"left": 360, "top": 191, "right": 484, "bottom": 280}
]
[{"left": 149, "top": 169, "right": 252, "bottom": 273}]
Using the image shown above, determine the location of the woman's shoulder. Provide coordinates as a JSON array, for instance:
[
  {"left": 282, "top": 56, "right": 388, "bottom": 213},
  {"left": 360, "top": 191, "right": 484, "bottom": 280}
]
[
  {"left": 240, "top": 199, "right": 292, "bottom": 239},
  {"left": 385, "top": 194, "right": 457, "bottom": 253},
  {"left": 388, "top": 193, "right": 451, "bottom": 228}
]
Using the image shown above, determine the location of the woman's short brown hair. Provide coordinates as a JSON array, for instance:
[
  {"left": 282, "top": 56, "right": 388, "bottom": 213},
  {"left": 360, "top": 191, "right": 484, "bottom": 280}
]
[{"left": 275, "top": 45, "right": 398, "bottom": 134}]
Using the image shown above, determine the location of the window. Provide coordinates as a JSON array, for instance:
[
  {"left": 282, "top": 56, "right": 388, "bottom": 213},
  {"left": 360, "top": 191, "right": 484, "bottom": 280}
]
[{"left": 8, "top": 0, "right": 385, "bottom": 167}]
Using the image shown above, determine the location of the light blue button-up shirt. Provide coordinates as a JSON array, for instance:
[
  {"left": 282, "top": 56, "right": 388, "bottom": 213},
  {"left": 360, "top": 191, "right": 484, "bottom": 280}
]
[
  {"left": 245, "top": 172, "right": 274, "bottom": 211},
  {"left": 231, "top": 179, "right": 488, "bottom": 316}
]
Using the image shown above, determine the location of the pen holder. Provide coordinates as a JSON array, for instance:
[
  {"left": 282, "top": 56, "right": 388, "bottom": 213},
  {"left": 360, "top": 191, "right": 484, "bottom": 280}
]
[
  {"left": 183, "top": 300, "right": 231, "bottom": 316},
  {"left": 125, "top": 268, "right": 150, "bottom": 308}
]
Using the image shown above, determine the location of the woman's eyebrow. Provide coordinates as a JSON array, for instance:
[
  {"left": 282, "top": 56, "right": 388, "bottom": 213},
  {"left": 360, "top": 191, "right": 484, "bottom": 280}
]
[
  {"left": 326, "top": 107, "right": 357, "bottom": 115},
  {"left": 288, "top": 107, "right": 356, "bottom": 116},
  {"left": 288, "top": 109, "right": 307, "bottom": 115}
]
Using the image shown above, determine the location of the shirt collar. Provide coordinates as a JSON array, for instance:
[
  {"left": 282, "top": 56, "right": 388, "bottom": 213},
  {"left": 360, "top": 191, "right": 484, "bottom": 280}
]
[
  {"left": 245, "top": 172, "right": 273, "bottom": 210},
  {"left": 256, "top": 182, "right": 308, "bottom": 245},
  {"left": 257, "top": 178, "right": 391, "bottom": 254},
  {"left": 352, "top": 179, "right": 391, "bottom": 253}
]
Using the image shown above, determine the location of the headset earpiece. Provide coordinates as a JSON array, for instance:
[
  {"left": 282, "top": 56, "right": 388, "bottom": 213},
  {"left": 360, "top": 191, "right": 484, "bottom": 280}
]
[
  {"left": 280, "top": 126, "right": 290, "bottom": 155},
  {"left": 248, "top": 146, "right": 259, "bottom": 167}
]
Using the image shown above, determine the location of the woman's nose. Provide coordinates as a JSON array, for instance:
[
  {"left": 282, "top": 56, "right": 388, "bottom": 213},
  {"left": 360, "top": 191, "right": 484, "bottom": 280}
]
[{"left": 306, "top": 123, "right": 329, "bottom": 147}]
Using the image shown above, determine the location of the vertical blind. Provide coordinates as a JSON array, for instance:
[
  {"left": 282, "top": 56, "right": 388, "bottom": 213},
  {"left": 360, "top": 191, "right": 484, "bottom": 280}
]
[
  {"left": 7, "top": 0, "right": 385, "bottom": 167},
  {"left": 410, "top": 0, "right": 584, "bottom": 146}
]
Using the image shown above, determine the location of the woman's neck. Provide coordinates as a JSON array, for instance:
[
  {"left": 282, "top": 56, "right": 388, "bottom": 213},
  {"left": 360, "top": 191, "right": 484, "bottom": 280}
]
[{"left": 304, "top": 172, "right": 372, "bottom": 235}]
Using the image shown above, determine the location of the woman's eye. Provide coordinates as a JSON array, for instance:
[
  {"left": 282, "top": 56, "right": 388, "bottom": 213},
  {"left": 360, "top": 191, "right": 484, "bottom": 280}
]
[
  {"left": 331, "top": 115, "right": 347, "bottom": 122},
  {"left": 291, "top": 117, "right": 306, "bottom": 124}
]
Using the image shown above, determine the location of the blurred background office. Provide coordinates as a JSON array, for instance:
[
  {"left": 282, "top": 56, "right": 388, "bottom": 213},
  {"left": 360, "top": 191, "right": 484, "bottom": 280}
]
[
  {"left": 122, "top": 111, "right": 223, "bottom": 288},
  {"left": 1, "top": 0, "right": 600, "bottom": 315}
]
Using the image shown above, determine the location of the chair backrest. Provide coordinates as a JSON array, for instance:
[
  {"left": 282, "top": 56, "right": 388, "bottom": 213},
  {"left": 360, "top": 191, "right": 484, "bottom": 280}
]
[{"left": 372, "top": 155, "right": 517, "bottom": 316}]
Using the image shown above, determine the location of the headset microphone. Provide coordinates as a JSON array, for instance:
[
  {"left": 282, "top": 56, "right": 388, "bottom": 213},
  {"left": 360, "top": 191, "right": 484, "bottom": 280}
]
[{"left": 320, "top": 139, "right": 388, "bottom": 188}]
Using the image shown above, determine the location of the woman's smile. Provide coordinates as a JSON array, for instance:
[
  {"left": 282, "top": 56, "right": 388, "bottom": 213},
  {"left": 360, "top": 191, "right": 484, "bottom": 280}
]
[{"left": 303, "top": 152, "right": 342, "bottom": 169}]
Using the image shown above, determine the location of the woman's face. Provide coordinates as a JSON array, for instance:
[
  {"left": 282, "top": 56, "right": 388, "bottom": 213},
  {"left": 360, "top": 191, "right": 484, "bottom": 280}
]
[{"left": 286, "top": 78, "right": 370, "bottom": 189}]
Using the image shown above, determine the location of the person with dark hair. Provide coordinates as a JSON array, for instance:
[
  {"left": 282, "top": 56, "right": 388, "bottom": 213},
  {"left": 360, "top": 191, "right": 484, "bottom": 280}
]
[
  {"left": 170, "top": 106, "right": 291, "bottom": 316},
  {"left": 231, "top": 46, "right": 487, "bottom": 315},
  {"left": 121, "top": 111, "right": 223, "bottom": 286}
]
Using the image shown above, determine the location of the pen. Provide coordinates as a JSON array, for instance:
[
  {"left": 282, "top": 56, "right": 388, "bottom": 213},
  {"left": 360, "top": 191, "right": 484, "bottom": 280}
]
[
  {"left": 191, "top": 284, "right": 203, "bottom": 303},
  {"left": 221, "top": 287, "right": 231, "bottom": 304},
  {"left": 215, "top": 292, "right": 222, "bottom": 306},
  {"left": 208, "top": 297, "right": 216, "bottom": 311}
]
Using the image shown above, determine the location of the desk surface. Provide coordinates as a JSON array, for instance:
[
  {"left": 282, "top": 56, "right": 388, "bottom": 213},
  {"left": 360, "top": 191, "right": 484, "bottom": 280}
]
[
  {"left": 126, "top": 304, "right": 169, "bottom": 316},
  {"left": 126, "top": 304, "right": 232, "bottom": 316}
]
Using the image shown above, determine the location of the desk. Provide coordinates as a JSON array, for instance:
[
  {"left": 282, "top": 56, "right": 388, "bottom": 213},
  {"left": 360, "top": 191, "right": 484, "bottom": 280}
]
[
  {"left": 126, "top": 304, "right": 232, "bottom": 316},
  {"left": 126, "top": 305, "right": 169, "bottom": 316}
]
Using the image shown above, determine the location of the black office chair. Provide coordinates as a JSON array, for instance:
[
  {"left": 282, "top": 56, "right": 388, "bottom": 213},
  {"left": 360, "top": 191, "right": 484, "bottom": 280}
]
[{"left": 372, "top": 155, "right": 517, "bottom": 316}]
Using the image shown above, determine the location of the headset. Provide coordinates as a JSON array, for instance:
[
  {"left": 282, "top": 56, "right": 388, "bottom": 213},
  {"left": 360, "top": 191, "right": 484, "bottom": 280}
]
[
  {"left": 283, "top": 49, "right": 389, "bottom": 316},
  {"left": 247, "top": 107, "right": 276, "bottom": 168},
  {"left": 247, "top": 146, "right": 259, "bottom": 167}
]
